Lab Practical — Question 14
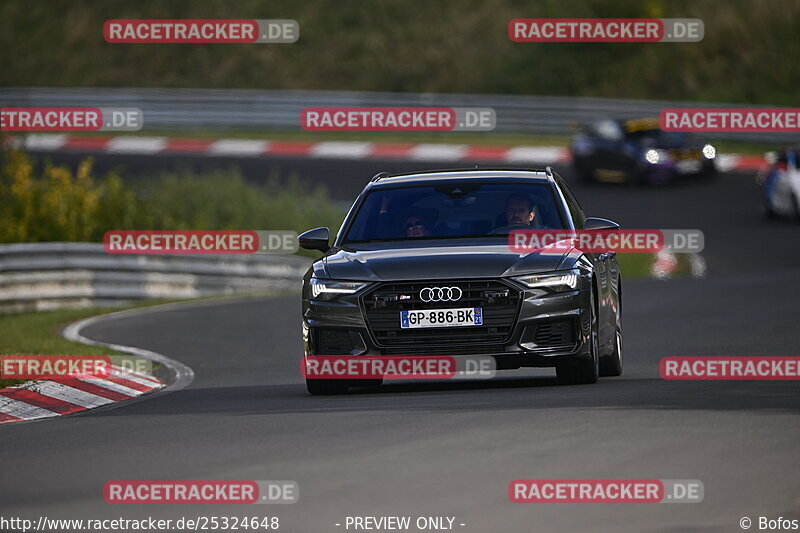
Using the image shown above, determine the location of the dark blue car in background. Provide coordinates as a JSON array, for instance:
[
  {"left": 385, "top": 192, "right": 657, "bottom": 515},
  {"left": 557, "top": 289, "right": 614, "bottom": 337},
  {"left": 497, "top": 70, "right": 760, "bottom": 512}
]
[{"left": 570, "top": 118, "right": 717, "bottom": 185}]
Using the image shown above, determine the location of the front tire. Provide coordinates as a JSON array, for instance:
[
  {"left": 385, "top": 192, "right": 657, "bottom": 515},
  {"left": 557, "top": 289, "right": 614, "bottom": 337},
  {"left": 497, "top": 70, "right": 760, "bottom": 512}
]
[
  {"left": 600, "top": 292, "right": 623, "bottom": 377},
  {"left": 599, "top": 328, "right": 623, "bottom": 377},
  {"left": 557, "top": 287, "right": 600, "bottom": 385}
]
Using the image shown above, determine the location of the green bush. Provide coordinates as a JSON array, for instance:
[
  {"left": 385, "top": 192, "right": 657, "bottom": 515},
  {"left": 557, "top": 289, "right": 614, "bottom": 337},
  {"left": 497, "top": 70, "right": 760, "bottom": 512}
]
[{"left": 0, "top": 150, "right": 344, "bottom": 245}]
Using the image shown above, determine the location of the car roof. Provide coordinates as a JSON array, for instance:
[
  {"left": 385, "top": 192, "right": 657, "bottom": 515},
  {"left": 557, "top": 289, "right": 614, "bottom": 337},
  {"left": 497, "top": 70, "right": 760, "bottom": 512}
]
[{"left": 367, "top": 169, "right": 554, "bottom": 189}]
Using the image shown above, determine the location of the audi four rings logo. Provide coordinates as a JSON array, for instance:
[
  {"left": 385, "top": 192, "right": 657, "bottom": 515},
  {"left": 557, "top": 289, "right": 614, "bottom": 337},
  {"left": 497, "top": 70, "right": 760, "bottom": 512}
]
[{"left": 420, "top": 286, "right": 463, "bottom": 302}]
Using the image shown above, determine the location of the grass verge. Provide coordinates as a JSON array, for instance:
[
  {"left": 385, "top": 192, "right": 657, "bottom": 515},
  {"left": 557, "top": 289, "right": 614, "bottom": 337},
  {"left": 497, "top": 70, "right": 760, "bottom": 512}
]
[{"left": 0, "top": 307, "right": 135, "bottom": 388}]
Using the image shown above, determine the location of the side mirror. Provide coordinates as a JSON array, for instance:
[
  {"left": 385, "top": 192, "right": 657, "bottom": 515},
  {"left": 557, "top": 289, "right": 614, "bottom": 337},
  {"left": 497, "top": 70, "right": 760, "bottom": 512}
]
[
  {"left": 298, "top": 227, "right": 331, "bottom": 252},
  {"left": 584, "top": 217, "right": 620, "bottom": 231}
]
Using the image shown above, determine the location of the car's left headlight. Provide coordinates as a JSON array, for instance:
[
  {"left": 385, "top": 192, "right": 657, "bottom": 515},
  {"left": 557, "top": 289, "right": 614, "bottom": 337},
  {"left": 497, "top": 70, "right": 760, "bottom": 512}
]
[
  {"left": 512, "top": 269, "right": 580, "bottom": 292},
  {"left": 644, "top": 149, "right": 670, "bottom": 165},
  {"left": 309, "top": 277, "right": 369, "bottom": 299}
]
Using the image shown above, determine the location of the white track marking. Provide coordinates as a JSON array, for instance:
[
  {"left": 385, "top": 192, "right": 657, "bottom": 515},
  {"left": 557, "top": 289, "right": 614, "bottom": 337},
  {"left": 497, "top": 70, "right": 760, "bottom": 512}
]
[
  {"left": 409, "top": 144, "right": 468, "bottom": 161},
  {"left": 311, "top": 142, "right": 373, "bottom": 158},
  {"left": 75, "top": 378, "right": 142, "bottom": 397},
  {"left": 106, "top": 136, "right": 167, "bottom": 154},
  {"left": 504, "top": 146, "right": 567, "bottom": 163},
  {"left": 0, "top": 397, "right": 58, "bottom": 420},
  {"left": 208, "top": 139, "right": 269, "bottom": 156},
  {"left": 109, "top": 370, "right": 162, "bottom": 389},
  {"left": 27, "top": 381, "right": 115, "bottom": 409},
  {"left": 20, "top": 134, "right": 68, "bottom": 151}
]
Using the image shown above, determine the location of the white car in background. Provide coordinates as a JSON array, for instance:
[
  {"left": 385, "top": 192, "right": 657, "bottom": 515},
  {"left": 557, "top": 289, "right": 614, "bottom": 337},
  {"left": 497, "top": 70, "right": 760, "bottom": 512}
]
[{"left": 761, "top": 148, "right": 800, "bottom": 220}]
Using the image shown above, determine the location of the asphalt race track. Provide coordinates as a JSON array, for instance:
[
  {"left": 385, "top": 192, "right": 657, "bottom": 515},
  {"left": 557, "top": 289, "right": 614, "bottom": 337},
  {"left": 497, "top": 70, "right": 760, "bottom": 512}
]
[{"left": 2, "top": 154, "right": 799, "bottom": 532}]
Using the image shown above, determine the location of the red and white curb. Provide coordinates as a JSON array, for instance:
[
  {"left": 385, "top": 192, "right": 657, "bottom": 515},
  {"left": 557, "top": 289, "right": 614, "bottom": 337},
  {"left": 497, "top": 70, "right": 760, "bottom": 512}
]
[
  {"left": 7, "top": 134, "right": 764, "bottom": 171},
  {"left": 0, "top": 367, "right": 163, "bottom": 424},
  {"left": 0, "top": 304, "right": 195, "bottom": 425}
]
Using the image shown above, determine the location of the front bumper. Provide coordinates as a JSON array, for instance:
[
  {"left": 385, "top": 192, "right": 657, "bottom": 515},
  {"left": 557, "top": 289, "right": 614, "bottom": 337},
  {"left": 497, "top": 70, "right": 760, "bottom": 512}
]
[{"left": 302, "top": 275, "right": 594, "bottom": 369}]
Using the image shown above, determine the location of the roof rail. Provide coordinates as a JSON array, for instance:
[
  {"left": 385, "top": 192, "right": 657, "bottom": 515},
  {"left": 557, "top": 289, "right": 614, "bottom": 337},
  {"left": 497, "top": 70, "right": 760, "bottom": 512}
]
[
  {"left": 370, "top": 172, "right": 390, "bottom": 182},
  {"left": 545, "top": 166, "right": 556, "bottom": 182}
]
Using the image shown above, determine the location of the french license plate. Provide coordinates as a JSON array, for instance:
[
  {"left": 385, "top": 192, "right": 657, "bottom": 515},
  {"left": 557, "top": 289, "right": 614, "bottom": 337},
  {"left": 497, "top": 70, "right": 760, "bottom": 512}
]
[
  {"left": 675, "top": 159, "right": 701, "bottom": 174},
  {"left": 400, "top": 307, "right": 483, "bottom": 329}
]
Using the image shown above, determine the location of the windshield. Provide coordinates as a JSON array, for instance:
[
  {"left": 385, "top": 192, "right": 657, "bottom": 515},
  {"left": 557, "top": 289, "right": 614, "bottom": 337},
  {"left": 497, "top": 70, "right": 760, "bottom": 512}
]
[
  {"left": 342, "top": 181, "right": 565, "bottom": 244},
  {"left": 625, "top": 128, "right": 688, "bottom": 144}
]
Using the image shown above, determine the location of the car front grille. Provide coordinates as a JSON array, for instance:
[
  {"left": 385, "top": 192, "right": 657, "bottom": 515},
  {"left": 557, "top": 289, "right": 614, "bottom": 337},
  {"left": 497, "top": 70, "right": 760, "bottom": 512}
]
[
  {"left": 668, "top": 148, "right": 702, "bottom": 160},
  {"left": 360, "top": 279, "right": 521, "bottom": 350}
]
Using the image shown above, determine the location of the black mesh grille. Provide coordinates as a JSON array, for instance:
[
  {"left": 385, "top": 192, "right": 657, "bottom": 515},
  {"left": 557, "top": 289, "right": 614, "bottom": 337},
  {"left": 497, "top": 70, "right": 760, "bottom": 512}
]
[
  {"left": 531, "top": 320, "right": 576, "bottom": 350},
  {"left": 360, "top": 279, "right": 521, "bottom": 349},
  {"left": 315, "top": 329, "right": 365, "bottom": 355}
]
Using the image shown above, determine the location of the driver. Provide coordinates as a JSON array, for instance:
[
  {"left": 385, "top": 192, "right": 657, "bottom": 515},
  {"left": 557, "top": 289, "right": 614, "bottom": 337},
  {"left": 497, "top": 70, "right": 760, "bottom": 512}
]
[
  {"left": 504, "top": 193, "right": 536, "bottom": 226},
  {"left": 404, "top": 215, "right": 430, "bottom": 237},
  {"left": 403, "top": 209, "right": 435, "bottom": 238}
]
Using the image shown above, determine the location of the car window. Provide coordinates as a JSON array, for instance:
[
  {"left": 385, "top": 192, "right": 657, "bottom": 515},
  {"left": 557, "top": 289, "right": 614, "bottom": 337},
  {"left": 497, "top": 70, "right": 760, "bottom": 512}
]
[
  {"left": 591, "top": 120, "right": 623, "bottom": 141},
  {"left": 342, "top": 182, "right": 566, "bottom": 243},
  {"left": 555, "top": 177, "right": 585, "bottom": 229}
]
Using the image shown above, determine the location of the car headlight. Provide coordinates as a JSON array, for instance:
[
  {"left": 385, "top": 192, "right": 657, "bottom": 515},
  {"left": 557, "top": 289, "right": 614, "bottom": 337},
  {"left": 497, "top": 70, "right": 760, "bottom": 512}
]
[
  {"left": 645, "top": 149, "right": 669, "bottom": 165},
  {"left": 512, "top": 270, "right": 580, "bottom": 292},
  {"left": 702, "top": 144, "right": 716, "bottom": 159},
  {"left": 309, "top": 277, "right": 368, "bottom": 299}
]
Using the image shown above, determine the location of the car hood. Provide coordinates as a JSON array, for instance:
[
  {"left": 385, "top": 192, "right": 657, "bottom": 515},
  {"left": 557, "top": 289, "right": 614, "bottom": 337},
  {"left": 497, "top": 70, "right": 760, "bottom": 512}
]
[
  {"left": 322, "top": 243, "right": 574, "bottom": 281},
  {"left": 637, "top": 138, "right": 704, "bottom": 150}
]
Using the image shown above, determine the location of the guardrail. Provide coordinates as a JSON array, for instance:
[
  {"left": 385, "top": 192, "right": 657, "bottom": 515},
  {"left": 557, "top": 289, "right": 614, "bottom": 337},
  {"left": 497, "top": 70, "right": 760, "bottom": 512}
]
[
  {"left": 1, "top": 87, "right": 796, "bottom": 143},
  {"left": 0, "top": 242, "right": 310, "bottom": 313}
]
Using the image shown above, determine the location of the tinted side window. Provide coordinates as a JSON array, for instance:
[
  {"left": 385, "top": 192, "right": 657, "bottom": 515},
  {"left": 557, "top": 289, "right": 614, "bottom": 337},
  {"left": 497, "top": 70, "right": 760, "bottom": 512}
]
[{"left": 555, "top": 177, "right": 586, "bottom": 229}]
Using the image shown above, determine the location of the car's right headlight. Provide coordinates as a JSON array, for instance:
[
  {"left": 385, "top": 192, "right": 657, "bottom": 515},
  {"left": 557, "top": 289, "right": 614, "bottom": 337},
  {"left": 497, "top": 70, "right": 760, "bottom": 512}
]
[
  {"left": 309, "top": 277, "right": 369, "bottom": 299},
  {"left": 512, "top": 270, "right": 580, "bottom": 292}
]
